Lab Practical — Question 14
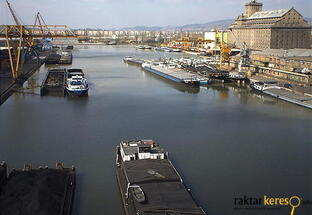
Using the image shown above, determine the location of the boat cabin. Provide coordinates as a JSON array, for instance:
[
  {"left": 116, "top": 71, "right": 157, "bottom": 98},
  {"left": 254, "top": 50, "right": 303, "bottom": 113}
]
[{"left": 120, "top": 140, "right": 166, "bottom": 162}]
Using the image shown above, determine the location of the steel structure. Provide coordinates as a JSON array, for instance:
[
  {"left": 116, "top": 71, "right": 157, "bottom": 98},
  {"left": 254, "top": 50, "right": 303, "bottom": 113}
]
[{"left": 0, "top": 1, "right": 77, "bottom": 80}]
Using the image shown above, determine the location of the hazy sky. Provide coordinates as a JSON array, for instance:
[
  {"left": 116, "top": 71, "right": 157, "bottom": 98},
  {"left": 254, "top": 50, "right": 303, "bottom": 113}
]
[{"left": 0, "top": 0, "right": 311, "bottom": 28}]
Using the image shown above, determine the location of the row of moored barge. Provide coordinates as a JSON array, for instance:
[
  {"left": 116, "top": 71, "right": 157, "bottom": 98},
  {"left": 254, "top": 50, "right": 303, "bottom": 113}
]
[
  {"left": 124, "top": 57, "right": 209, "bottom": 86},
  {"left": 116, "top": 139, "right": 206, "bottom": 215},
  {"left": 124, "top": 56, "right": 247, "bottom": 86}
]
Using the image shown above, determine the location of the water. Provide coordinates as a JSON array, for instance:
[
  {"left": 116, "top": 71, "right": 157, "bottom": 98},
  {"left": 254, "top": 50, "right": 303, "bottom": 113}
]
[{"left": 0, "top": 45, "right": 311, "bottom": 215}]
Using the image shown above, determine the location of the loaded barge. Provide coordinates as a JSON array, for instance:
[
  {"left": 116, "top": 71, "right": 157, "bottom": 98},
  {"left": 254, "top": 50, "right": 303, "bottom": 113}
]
[
  {"left": 40, "top": 68, "right": 67, "bottom": 96},
  {"left": 0, "top": 161, "right": 75, "bottom": 215},
  {"left": 45, "top": 51, "right": 72, "bottom": 65},
  {"left": 142, "top": 62, "right": 209, "bottom": 86},
  {"left": 116, "top": 139, "right": 206, "bottom": 215}
]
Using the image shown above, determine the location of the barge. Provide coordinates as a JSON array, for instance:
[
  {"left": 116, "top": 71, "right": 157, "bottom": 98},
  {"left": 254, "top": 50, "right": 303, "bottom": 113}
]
[
  {"left": 123, "top": 56, "right": 144, "bottom": 66},
  {"left": 59, "top": 51, "right": 73, "bottom": 64},
  {"left": 0, "top": 161, "right": 75, "bottom": 215},
  {"left": 40, "top": 68, "right": 67, "bottom": 96},
  {"left": 116, "top": 139, "right": 206, "bottom": 215},
  {"left": 182, "top": 64, "right": 230, "bottom": 83},
  {"left": 45, "top": 51, "right": 72, "bottom": 65},
  {"left": 142, "top": 62, "right": 208, "bottom": 86},
  {"left": 45, "top": 52, "right": 61, "bottom": 64}
]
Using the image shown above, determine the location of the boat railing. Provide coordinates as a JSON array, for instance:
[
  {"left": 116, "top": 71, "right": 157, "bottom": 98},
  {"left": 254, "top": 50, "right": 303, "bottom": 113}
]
[{"left": 168, "top": 159, "right": 183, "bottom": 184}]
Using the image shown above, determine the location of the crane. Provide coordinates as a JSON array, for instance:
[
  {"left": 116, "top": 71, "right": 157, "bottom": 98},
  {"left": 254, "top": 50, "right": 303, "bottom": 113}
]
[
  {"left": 214, "top": 27, "right": 231, "bottom": 70},
  {"left": 229, "top": 29, "right": 251, "bottom": 72},
  {"left": 34, "top": 12, "right": 51, "bottom": 40},
  {"left": 6, "top": 0, "right": 22, "bottom": 25},
  {"left": 0, "top": 1, "right": 77, "bottom": 80}
]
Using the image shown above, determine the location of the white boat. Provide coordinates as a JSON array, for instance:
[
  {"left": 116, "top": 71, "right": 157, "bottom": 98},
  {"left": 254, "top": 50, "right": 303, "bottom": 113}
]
[
  {"left": 66, "top": 69, "right": 89, "bottom": 96},
  {"left": 172, "top": 48, "right": 181, "bottom": 52},
  {"left": 251, "top": 81, "right": 280, "bottom": 92},
  {"left": 229, "top": 72, "right": 246, "bottom": 80}
]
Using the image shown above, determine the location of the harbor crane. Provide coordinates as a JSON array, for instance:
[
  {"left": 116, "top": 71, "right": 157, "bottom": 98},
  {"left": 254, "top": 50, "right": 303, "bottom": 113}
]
[
  {"left": 0, "top": 0, "right": 77, "bottom": 80},
  {"left": 228, "top": 29, "right": 251, "bottom": 72}
]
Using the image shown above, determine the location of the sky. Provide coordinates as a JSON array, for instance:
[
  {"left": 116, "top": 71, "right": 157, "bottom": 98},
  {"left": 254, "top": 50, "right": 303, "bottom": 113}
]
[{"left": 0, "top": 0, "right": 311, "bottom": 29}]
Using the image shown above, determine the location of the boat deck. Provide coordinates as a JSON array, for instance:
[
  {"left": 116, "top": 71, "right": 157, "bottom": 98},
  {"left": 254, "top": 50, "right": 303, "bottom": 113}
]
[
  {"left": 124, "top": 58, "right": 144, "bottom": 66},
  {"left": 153, "top": 66, "right": 201, "bottom": 81},
  {"left": 264, "top": 88, "right": 312, "bottom": 109},
  {"left": 117, "top": 158, "right": 206, "bottom": 215},
  {"left": 0, "top": 163, "right": 75, "bottom": 215}
]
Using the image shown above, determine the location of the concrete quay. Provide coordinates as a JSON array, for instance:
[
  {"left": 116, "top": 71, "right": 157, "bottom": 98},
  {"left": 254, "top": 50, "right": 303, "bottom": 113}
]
[{"left": 0, "top": 51, "right": 49, "bottom": 105}]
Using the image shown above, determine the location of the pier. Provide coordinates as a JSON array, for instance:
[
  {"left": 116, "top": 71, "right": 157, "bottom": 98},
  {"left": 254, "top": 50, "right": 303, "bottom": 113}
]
[{"left": 0, "top": 51, "right": 47, "bottom": 105}]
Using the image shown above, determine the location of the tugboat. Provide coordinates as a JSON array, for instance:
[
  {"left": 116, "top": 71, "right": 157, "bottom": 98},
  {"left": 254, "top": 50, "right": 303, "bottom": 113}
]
[
  {"left": 116, "top": 139, "right": 206, "bottom": 215},
  {"left": 66, "top": 69, "right": 89, "bottom": 96}
]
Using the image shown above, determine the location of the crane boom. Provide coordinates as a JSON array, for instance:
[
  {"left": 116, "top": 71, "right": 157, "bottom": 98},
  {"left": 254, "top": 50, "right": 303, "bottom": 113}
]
[{"left": 6, "top": 0, "right": 21, "bottom": 25}]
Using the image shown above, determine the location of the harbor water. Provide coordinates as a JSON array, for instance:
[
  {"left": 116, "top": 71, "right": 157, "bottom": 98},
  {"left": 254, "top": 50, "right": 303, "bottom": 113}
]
[{"left": 0, "top": 45, "right": 311, "bottom": 215}]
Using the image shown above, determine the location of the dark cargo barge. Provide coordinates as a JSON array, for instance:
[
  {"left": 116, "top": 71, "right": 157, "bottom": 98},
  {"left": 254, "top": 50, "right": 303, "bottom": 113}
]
[
  {"left": 116, "top": 140, "right": 206, "bottom": 215},
  {"left": 0, "top": 161, "right": 75, "bottom": 215},
  {"left": 40, "top": 68, "right": 66, "bottom": 96},
  {"left": 45, "top": 51, "right": 72, "bottom": 65},
  {"left": 123, "top": 56, "right": 144, "bottom": 66},
  {"left": 45, "top": 53, "right": 61, "bottom": 64}
]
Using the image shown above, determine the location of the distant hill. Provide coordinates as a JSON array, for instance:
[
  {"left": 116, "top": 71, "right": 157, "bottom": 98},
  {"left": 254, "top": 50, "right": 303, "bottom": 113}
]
[
  {"left": 78, "top": 17, "right": 311, "bottom": 32},
  {"left": 119, "top": 26, "right": 163, "bottom": 31},
  {"left": 117, "top": 19, "right": 234, "bottom": 31},
  {"left": 305, "top": 17, "right": 312, "bottom": 25},
  {"left": 119, "top": 17, "right": 312, "bottom": 32}
]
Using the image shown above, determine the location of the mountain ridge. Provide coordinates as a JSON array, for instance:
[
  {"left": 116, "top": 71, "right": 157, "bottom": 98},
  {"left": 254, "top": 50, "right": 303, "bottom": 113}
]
[{"left": 75, "top": 17, "right": 312, "bottom": 31}]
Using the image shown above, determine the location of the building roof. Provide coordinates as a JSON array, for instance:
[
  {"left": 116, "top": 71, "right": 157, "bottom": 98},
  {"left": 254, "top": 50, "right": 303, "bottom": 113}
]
[{"left": 248, "top": 8, "right": 290, "bottom": 20}]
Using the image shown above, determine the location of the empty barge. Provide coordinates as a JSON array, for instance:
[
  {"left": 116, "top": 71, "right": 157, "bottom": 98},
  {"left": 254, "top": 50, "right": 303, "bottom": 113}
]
[
  {"left": 0, "top": 161, "right": 75, "bottom": 215},
  {"left": 142, "top": 62, "right": 208, "bottom": 86},
  {"left": 116, "top": 139, "right": 206, "bottom": 215}
]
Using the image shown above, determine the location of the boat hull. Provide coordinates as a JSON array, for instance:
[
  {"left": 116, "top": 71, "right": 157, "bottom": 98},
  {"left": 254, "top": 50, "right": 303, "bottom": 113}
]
[{"left": 66, "top": 88, "right": 88, "bottom": 96}]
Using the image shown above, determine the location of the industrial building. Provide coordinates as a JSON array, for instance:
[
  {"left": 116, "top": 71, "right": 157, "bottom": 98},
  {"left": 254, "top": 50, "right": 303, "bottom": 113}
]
[{"left": 228, "top": 0, "right": 311, "bottom": 50}]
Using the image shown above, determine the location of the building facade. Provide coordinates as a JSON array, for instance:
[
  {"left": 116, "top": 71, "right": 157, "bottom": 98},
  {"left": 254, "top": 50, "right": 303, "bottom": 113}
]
[
  {"left": 228, "top": 0, "right": 311, "bottom": 50},
  {"left": 203, "top": 29, "right": 228, "bottom": 49}
]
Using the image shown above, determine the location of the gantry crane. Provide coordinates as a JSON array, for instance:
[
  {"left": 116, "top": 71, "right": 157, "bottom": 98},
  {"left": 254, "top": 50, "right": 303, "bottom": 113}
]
[
  {"left": 214, "top": 27, "right": 231, "bottom": 70},
  {"left": 0, "top": 0, "right": 77, "bottom": 80}
]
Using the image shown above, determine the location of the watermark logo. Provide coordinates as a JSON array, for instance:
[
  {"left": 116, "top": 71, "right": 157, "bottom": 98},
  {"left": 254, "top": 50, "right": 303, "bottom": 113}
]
[
  {"left": 263, "top": 195, "right": 301, "bottom": 215},
  {"left": 234, "top": 195, "right": 304, "bottom": 214}
]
